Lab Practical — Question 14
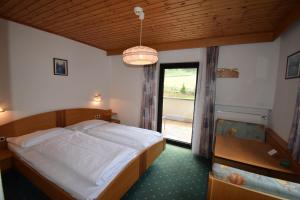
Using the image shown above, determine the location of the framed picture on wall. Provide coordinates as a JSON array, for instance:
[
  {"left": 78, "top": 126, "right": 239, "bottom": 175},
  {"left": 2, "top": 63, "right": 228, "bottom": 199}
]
[
  {"left": 285, "top": 51, "right": 300, "bottom": 79},
  {"left": 53, "top": 58, "right": 68, "bottom": 76}
]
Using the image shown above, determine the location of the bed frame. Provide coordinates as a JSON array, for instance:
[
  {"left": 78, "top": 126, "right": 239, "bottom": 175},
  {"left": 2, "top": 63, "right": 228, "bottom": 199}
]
[
  {"left": 0, "top": 108, "right": 166, "bottom": 200},
  {"left": 207, "top": 173, "right": 282, "bottom": 200}
]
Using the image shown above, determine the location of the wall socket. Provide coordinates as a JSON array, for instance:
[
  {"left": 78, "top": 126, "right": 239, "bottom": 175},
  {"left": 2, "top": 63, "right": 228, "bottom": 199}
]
[{"left": 95, "top": 114, "right": 101, "bottom": 119}]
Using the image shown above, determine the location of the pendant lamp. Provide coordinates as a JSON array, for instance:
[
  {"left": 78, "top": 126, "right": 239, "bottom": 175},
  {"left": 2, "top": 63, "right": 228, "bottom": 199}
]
[{"left": 123, "top": 7, "right": 158, "bottom": 65}]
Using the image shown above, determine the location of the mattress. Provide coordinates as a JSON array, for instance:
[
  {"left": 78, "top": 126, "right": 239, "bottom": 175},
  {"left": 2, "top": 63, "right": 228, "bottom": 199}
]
[
  {"left": 212, "top": 163, "right": 300, "bottom": 200},
  {"left": 67, "top": 120, "right": 163, "bottom": 151},
  {"left": 8, "top": 131, "right": 138, "bottom": 200}
]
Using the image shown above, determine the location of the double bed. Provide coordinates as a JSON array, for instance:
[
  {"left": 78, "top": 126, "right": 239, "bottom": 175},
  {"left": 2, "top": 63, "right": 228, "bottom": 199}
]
[{"left": 0, "top": 108, "right": 166, "bottom": 200}]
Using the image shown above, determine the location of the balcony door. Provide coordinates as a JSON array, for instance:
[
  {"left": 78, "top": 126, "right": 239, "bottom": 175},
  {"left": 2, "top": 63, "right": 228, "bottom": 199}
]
[{"left": 157, "top": 62, "right": 199, "bottom": 147}]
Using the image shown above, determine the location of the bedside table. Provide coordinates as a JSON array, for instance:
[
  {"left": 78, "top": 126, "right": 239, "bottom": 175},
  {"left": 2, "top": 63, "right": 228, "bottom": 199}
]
[
  {"left": 111, "top": 119, "right": 121, "bottom": 124},
  {"left": 0, "top": 150, "right": 13, "bottom": 171}
]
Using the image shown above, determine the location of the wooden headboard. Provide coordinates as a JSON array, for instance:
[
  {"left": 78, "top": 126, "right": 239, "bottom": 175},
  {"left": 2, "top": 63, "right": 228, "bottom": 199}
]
[
  {"left": 0, "top": 111, "right": 57, "bottom": 138},
  {"left": 0, "top": 108, "right": 112, "bottom": 138},
  {"left": 64, "top": 108, "right": 112, "bottom": 126}
]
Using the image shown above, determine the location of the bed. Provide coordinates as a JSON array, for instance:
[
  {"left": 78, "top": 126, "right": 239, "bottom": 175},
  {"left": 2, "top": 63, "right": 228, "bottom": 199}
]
[
  {"left": 7, "top": 128, "right": 139, "bottom": 200},
  {"left": 63, "top": 109, "right": 166, "bottom": 175},
  {"left": 208, "top": 119, "right": 300, "bottom": 200},
  {"left": 0, "top": 108, "right": 166, "bottom": 200}
]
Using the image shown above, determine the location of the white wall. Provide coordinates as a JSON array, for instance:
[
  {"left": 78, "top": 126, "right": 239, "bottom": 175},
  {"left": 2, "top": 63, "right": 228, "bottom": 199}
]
[
  {"left": 109, "top": 56, "right": 144, "bottom": 127},
  {"left": 271, "top": 21, "right": 300, "bottom": 142},
  {"left": 109, "top": 43, "right": 280, "bottom": 127},
  {"left": 0, "top": 19, "right": 111, "bottom": 125},
  {"left": 0, "top": 19, "right": 13, "bottom": 124},
  {"left": 109, "top": 48, "right": 205, "bottom": 127},
  {"left": 216, "top": 41, "right": 280, "bottom": 109}
]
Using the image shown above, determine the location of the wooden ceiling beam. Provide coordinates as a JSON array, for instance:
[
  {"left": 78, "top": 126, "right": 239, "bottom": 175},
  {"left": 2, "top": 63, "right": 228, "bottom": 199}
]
[
  {"left": 106, "top": 32, "right": 274, "bottom": 55},
  {"left": 273, "top": 3, "right": 300, "bottom": 39}
]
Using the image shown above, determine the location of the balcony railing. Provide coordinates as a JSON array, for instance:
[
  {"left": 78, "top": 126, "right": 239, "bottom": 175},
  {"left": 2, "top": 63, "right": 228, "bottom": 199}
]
[{"left": 162, "top": 97, "right": 194, "bottom": 144}]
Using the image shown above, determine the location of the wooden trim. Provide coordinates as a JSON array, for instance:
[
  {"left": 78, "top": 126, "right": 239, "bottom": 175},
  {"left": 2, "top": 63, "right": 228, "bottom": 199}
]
[
  {"left": 106, "top": 32, "right": 274, "bottom": 55},
  {"left": 273, "top": 3, "right": 300, "bottom": 39},
  {"left": 207, "top": 173, "right": 282, "bottom": 200}
]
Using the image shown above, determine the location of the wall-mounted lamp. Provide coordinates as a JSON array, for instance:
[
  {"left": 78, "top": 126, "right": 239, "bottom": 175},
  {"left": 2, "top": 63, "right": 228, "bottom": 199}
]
[
  {"left": 0, "top": 107, "right": 5, "bottom": 112},
  {"left": 94, "top": 94, "right": 102, "bottom": 103}
]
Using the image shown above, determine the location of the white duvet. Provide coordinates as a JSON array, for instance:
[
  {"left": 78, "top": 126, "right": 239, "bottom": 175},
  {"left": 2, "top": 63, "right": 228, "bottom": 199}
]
[
  {"left": 30, "top": 130, "right": 137, "bottom": 185},
  {"left": 67, "top": 120, "right": 163, "bottom": 151},
  {"left": 8, "top": 128, "right": 138, "bottom": 200},
  {"left": 20, "top": 149, "right": 103, "bottom": 199}
]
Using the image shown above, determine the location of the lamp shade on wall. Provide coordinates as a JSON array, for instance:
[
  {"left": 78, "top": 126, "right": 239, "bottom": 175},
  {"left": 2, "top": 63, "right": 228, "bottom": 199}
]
[
  {"left": 123, "top": 46, "right": 158, "bottom": 65},
  {"left": 94, "top": 95, "right": 102, "bottom": 103}
]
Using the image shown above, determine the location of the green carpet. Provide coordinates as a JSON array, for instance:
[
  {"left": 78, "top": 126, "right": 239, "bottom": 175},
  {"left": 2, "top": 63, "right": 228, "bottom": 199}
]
[
  {"left": 2, "top": 144, "right": 210, "bottom": 200},
  {"left": 122, "top": 144, "right": 210, "bottom": 200}
]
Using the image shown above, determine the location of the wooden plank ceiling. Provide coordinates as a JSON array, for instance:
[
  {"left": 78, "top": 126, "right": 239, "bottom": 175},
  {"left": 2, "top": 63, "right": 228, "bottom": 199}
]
[{"left": 0, "top": 0, "right": 299, "bottom": 55}]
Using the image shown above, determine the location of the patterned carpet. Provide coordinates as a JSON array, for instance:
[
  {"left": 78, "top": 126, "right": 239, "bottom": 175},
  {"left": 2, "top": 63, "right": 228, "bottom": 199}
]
[
  {"left": 122, "top": 144, "right": 210, "bottom": 200},
  {"left": 2, "top": 144, "right": 210, "bottom": 200}
]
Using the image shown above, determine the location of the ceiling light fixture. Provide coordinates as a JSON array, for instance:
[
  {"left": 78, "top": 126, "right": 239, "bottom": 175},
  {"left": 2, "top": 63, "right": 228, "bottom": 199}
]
[{"left": 123, "top": 7, "right": 158, "bottom": 65}]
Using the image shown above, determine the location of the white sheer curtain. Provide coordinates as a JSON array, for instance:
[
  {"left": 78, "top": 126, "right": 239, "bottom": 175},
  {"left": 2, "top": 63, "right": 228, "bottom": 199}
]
[{"left": 192, "top": 53, "right": 207, "bottom": 154}]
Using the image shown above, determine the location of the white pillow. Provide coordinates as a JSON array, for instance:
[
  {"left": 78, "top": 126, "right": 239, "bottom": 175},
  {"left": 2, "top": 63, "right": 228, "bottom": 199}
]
[
  {"left": 7, "top": 127, "right": 65, "bottom": 148},
  {"left": 66, "top": 119, "right": 108, "bottom": 131}
]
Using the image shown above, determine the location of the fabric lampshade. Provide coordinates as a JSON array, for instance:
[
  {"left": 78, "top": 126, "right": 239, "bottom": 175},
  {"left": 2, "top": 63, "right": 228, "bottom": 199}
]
[{"left": 123, "top": 46, "right": 158, "bottom": 65}]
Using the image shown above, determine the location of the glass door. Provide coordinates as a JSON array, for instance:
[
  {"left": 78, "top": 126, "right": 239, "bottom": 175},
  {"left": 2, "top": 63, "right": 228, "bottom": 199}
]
[{"left": 157, "top": 62, "right": 199, "bottom": 147}]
